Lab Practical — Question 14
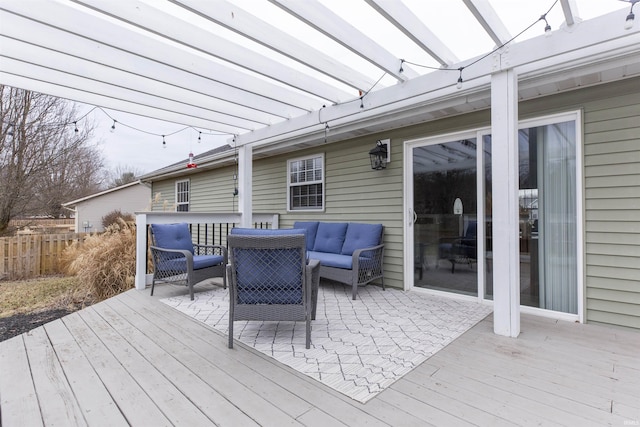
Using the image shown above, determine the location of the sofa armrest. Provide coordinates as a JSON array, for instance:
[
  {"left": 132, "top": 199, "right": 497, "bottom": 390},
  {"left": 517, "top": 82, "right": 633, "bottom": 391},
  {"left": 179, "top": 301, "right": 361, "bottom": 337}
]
[{"left": 352, "top": 243, "right": 384, "bottom": 281}]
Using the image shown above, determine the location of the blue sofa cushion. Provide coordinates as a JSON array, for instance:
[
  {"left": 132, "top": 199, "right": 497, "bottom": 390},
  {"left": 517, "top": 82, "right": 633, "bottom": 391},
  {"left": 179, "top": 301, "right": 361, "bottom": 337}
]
[
  {"left": 193, "top": 254, "right": 224, "bottom": 269},
  {"left": 308, "top": 251, "right": 352, "bottom": 269},
  {"left": 157, "top": 254, "right": 224, "bottom": 272},
  {"left": 292, "top": 221, "right": 319, "bottom": 251},
  {"left": 341, "top": 223, "right": 383, "bottom": 255},
  {"left": 151, "top": 223, "right": 194, "bottom": 253},
  {"left": 313, "top": 222, "right": 348, "bottom": 254}
]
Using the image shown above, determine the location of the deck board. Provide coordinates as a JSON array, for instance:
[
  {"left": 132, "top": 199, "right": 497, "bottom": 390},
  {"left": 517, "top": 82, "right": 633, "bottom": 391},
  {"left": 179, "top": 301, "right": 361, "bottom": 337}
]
[
  {"left": 60, "top": 310, "right": 173, "bottom": 427},
  {"left": 0, "top": 336, "right": 44, "bottom": 427},
  {"left": 1, "top": 283, "right": 639, "bottom": 427},
  {"left": 23, "top": 325, "right": 87, "bottom": 426},
  {"left": 42, "top": 319, "right": 129, "bottom": 426}
]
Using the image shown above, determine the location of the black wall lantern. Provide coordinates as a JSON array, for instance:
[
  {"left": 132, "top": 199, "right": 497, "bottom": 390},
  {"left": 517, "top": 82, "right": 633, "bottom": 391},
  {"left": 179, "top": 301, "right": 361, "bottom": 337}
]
[{"left": 369, "top": 139, "right": 390, "bottom": 170}]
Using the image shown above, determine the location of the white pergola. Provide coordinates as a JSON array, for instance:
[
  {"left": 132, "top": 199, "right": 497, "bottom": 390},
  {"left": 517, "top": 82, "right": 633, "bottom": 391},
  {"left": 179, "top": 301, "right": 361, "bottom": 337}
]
[{"left": 2, "top": 0, "right": 639, "bottom": 337}]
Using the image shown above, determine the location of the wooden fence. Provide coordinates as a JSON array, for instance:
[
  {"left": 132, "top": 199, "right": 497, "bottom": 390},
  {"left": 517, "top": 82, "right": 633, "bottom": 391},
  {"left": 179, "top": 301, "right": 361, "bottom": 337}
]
[{"left": 0, "top": 233, "right": 88, "bottom": 280}]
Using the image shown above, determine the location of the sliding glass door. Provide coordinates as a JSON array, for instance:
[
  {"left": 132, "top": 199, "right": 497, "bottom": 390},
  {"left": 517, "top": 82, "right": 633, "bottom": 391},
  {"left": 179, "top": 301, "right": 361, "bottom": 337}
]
[
  {"left": 412, "top": 138, "right": 478, "bottom": 296},
  {"left": 409, "top": 113, "right": 580, "bottom": 316}
]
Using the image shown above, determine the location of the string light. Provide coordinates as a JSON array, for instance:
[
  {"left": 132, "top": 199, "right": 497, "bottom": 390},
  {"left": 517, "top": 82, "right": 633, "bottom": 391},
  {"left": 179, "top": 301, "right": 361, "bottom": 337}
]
[
  {"left": 66, "top": 106, "right": 231, "bottom": 146},
  {"left": 624, "top": 0, "right": 638, "bottom": 30},
  {"left": 539, "top": 14, "right": 552, "bottom": 36},
  {"left": 162, "top": 135, "right": 166, "bottom": 148},
  {"left": 402, "top": 0, "right": 560, "bottom": 88}
]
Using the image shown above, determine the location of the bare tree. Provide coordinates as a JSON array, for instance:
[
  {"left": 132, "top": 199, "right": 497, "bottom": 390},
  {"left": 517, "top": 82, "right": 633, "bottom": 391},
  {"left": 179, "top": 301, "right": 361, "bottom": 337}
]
[
  {"left": 0, "top": 86, "right": 103, "bottom": 235},
  {"left": 105, "top": 164, "right": 145, "bottom": 188}
]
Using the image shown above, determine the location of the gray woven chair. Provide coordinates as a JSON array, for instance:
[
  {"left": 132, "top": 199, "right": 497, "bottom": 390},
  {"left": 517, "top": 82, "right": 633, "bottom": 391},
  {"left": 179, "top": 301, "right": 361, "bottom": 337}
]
[
  {"left": 226, "top": 230, "right": 319, "bottom": 349},
  {"left": 149, "top": 223, "right": 227, "bottom": 300}
]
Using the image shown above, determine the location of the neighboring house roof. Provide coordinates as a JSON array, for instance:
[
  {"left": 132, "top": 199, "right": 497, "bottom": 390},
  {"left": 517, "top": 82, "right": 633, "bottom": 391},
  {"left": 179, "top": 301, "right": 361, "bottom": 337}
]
[
  {"left": 62, "top": 180, "right": 151, "bottom": 207},
  {"left": 140, "top": 144, "right": 234, "bottom": 181}
]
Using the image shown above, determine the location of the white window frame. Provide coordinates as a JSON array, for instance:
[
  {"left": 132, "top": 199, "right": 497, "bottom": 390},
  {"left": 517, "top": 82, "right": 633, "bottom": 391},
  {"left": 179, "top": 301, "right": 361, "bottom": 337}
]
[
  {"left": 175, "top": 179, "right": 190, "bottom": 212},
  {"left": 287, "top": 153, "right": 325, "bottom": 212}
]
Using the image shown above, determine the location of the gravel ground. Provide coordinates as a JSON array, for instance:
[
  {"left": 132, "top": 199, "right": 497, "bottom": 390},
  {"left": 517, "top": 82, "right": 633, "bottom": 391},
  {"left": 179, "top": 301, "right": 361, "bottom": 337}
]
[{"left": 0, "top": 308, "right": 75, "bottom": 342}]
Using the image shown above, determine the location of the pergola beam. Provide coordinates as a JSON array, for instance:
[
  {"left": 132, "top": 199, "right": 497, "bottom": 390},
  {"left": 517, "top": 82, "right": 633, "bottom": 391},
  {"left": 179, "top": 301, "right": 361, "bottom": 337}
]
[
  {"left": 463, "top": 0, "right": 511, "bottom": 46},
  {"left": 269, "top": 0, "right": 417, "bottom": 82},
  {"left": 74, "top": 0, "right": 354, "bottom": 104},
  {"left": 559, "top": 0, "right": 579, "bottom": 27},
  {"left": 365, "top": 0, "right": 458, "bottom": 66},
  {"left": 0, "top": 72, "right": 243, "bottom": 135},
  {"left": 0, "top": 2, "right": 320, "bottom": 114},
  {"left": 236, "top": 10, "right": 640, "bottom": 146},
  {"left": 172, "top": 0, "right": 378, "bottom": 93},
  {"left": 0, "top": 54, "right": 259, "bottom": 132}
]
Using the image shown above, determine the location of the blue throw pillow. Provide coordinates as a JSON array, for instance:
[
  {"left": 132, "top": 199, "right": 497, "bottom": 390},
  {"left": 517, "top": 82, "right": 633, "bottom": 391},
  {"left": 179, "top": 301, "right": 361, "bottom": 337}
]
[
  {"left": 313, "top": 222, "right": 348, "bottom": 254},
  {"left": 293, "top": 221, "right": 319, "bottom": 251},
  {"left": 341, "top": 223, "right": 383, "bottom": 255},
  {"left": 151, "top": 223, "right": 194, "bottom": 253}
]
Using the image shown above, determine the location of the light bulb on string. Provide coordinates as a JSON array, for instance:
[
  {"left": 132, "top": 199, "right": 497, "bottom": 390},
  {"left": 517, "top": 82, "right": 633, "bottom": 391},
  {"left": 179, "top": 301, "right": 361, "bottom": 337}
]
[
  {"left": 110, "top": 119, "right": 116, "bottom": 133},
  {"left": 162, "top": 135, "right": 166, "bottom": 148},
  {"left": 456, "top": 67, "right": 464, "bottom": 90},
  {"left": 74, "top": 121, "right": 78, "bottom": 133},
  {"left": 625, "top": 1, "right": 638, "bottom": 30},
  {"left": 540, "top": 14, "right": 552, "bottom": 37},
  {"left": 198, "top": 131, "right": 202, "bottom": 143}
]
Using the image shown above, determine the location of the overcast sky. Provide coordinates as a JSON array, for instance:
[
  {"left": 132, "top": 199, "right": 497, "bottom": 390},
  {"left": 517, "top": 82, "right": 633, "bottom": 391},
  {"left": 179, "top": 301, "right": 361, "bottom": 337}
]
[{"left": 72, "top": 0, "right": 630, "bottom": 174}]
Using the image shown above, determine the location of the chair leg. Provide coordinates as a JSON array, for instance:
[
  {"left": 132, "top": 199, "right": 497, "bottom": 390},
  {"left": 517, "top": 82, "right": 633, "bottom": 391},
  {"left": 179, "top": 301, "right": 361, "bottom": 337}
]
[
  {"left": 352, "top": 283, "right": 358, "bottom": 300},
  {"left": 228, "top": 318, "right": 234, "bottom": 349},
  {"left": 188, "top": 282, "right": 195, "bottom": 301},
  {"left": 305, "top": 316, "right": 311, "bottom": 349},
  {"left": 150, "top": 280, "right": 155, "bottom": 296}
]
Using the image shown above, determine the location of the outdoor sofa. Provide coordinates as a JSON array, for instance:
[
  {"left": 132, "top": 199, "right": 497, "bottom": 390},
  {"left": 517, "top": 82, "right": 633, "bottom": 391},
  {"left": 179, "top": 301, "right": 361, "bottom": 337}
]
[{"left": 293, "top": 221, "right": 384, "bottom": 300}]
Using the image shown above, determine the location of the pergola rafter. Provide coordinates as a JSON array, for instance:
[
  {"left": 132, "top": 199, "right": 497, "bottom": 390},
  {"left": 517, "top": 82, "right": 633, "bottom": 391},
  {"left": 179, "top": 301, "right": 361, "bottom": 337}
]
[{"left": 0, "top": 0, "right": 636, "bottom": 141}]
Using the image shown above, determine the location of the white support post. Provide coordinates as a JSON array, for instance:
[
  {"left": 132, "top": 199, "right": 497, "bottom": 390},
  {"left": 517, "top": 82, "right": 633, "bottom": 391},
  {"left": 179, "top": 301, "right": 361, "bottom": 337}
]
[
  {"left": 135, "top": 213, "right": 148, "bottom": 290},
  {"left": 491, "top": 69, "right": 520, "bottom": 337},
  {"left": 237, "top": 144, "right": 253, "bottom": 228}
]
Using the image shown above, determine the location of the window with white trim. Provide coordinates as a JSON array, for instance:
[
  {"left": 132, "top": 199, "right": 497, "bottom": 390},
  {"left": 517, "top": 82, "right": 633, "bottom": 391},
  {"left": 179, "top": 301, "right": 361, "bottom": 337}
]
[
  {"left": 175, "top": 179, "right": 190, "bottom": 212},
  {"left": 287, "top": 154, "right": 324, "bottom": 211}
]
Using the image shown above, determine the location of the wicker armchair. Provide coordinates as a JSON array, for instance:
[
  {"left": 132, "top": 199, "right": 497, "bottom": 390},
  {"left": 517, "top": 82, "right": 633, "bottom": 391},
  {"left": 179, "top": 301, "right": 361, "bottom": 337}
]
[
  {"left": 149, "top": 223, "right": 227, "bottom": 300},
  {"left": 226, "top": 229, "right": 320, "bottom": 349}
]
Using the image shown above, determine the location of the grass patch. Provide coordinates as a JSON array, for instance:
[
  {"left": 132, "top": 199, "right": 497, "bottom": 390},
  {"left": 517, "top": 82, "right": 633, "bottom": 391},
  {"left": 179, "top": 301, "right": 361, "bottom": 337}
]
[{"left": 0, "top": 275, "right": 95, "bottom": 318}]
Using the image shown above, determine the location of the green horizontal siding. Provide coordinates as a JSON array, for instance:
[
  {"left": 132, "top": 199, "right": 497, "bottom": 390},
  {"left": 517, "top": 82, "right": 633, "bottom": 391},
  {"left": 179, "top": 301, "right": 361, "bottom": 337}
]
[
  {"left": 147, "top": 77, "right": 640, "bottom": 329},
  {"left": 582, "top": 78, "right": 640, "bottom": 329}
]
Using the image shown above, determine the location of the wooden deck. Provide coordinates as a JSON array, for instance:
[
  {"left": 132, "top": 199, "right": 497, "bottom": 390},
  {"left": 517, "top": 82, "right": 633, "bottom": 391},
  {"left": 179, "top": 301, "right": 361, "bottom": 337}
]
[{"left": 1, "top": 282, "right": 639, "bottom": 427}]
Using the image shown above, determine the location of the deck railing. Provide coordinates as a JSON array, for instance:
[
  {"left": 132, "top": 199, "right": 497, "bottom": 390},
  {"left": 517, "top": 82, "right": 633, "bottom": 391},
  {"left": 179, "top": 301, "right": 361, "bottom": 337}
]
[{"left": 135, "top": 212, "right": 279, "bottom": 290}]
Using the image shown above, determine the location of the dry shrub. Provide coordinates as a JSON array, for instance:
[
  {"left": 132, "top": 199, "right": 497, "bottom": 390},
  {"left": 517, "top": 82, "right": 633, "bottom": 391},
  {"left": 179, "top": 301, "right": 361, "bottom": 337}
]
[
  {"left": 102, "top": 209, "right": 134, "bottom": 229},
  {"left": 63, "top": 219, "right": 137, "bottom": 301}
]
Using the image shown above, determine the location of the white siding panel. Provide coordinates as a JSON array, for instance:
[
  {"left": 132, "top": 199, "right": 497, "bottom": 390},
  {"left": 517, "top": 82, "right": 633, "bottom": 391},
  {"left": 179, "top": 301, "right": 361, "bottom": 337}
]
[{"left": 74, "top": 184, "right": 151, "bottom": 232}]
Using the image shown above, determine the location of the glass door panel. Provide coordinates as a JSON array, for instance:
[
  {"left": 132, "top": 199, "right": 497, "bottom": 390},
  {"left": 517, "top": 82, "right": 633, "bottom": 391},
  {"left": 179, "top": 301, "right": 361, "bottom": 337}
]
[
  {"left": 519, "top": 121, "right": 578, "bottom": 313},
  {"left": 413, "top": 139, "right": 478, "bottom": 296}
]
